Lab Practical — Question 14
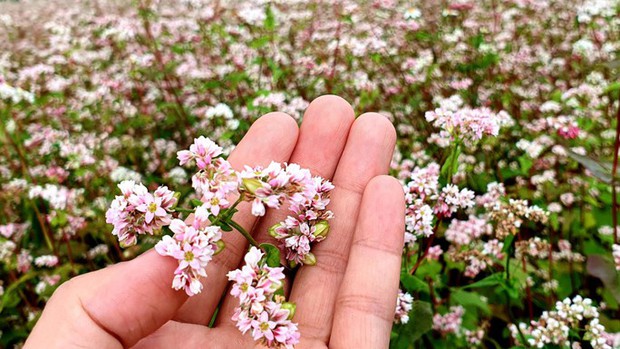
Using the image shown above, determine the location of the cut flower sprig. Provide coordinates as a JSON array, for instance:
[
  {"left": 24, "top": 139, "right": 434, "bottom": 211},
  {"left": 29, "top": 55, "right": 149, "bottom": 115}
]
[{"left": 106, "top": 136, "right": 334, "bottom": 348}]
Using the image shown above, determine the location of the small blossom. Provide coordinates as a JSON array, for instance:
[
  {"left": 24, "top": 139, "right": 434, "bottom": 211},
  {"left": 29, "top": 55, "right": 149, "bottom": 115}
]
[
  {"left": 155, "top": 219, "right": 222, "bottom": 296},
  {"left": 394, "top": 290, "right": 414, "bottom": 324}
]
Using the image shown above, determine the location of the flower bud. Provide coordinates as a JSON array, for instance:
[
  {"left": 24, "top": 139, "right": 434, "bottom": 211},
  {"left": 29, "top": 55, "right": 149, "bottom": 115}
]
[
  {"left": 312, "top": 220, "right": 330, "bottom": 239},
  {"left": 281, "top": 302, "right": 297, "bottom": 320},
  {"left": 301, "top": 252, "right": 316, "bottom": 266},
  {"left": 268, "top": 223, "right": 281, "bottom": 238},
  {"left": 241, "top": 178, "right": 263, "bottom": 195},
  {"left": 172, "top": 191, "right": 182, "bottom": 205},
  {"left": 214, "top": 239, "right": 226, "bottom": 255}
]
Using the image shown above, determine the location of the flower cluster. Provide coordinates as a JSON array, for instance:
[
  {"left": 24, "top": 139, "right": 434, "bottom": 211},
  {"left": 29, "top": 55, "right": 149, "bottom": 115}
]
[
  {"left": 432, "top": 306, "right": 465, "bottom": 336},
  {"left": 239, "top": 162, "right": 334, "bottom": 265},
  {"left": 155, "top": 213, "right": 222, "bottom": 296},
  {"left": 447, "top": 239, "right": 504, "bottom": 278},
  {"left": 105, "top": 181, "right": 177, "bottom": 246},
  {"left": 425, "top": 107, "right": 509, "bottom": 146},
  {"left": 267, "top": 177, "right": 334, "bottom": 265},
  {"left": 228, "top": 247, "right": 299, "bottom": 348},
  {"left": 510, "top": 296, "right": 612, "bottom": 349},
  {"left": 394, "top": 289, "right": 414, "bottom": 324},
  {"left": 0, "top": 79, "right": 35, "bottom": 104},
  {"left": 485, "top": 198, "right": 548, "bottom": 239},
  {"left": 2, "top": 0, "right": 620, "bottom": 346},
  {"left": 181, "top": 137, "right": 238, "bottom": 216},
  {"left": 444, "top": 215, "right": 491, "bottom": 246},
  {"left": 404, "top": 163, "right": 475, "bottom": 245},
  {"left": 103, "top": 136, "right": 335, "bottom": 346}
]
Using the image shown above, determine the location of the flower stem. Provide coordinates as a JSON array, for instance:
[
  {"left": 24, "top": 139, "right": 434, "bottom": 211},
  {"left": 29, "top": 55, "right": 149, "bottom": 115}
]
[{"left": 228, "top": 219, "right": 259, "bottom": 248}]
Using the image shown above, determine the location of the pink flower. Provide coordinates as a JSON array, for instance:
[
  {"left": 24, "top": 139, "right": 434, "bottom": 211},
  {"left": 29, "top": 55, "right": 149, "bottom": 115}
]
[
  {"left": 155, "top": 219, "right": 222, "bottom": 296},
  {"left": 228, "top": 247, "right": 299, "bottom": 348},
  {"left": 106, "top": 181, "right": 177, "bottom": 246},
  {"left": 433, "top": 306, "right": 465, "bottom": 335},
  {"left": 134, "top": 193, "right": 167, "bottom": 224},
  {"left": 427, "top": 245, "right": 443, "bottom": 260},
  {"left": 394, "top": 290, "right": 413, "bottom": 324},
  {"left": 425, "top": 107, "right": 506, "bottom": 145},
  {"left": 201, "top": 190, "right": 229, "bottom": 216},
  {"left": 34, "top": 255, "right": 59, "bottom": 268},
  {"left": 177, "top": 136, "right": 223, "bottom": 169}
]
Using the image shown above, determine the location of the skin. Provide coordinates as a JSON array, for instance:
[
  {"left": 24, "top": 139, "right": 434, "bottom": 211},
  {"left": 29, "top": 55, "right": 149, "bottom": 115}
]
[{"left": 24, "top": 95, "right": 406, "bottom": 349}]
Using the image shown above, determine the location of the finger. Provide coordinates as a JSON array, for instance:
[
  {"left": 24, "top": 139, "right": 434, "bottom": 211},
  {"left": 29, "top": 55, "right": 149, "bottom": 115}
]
[
  {"left": 330, "top": 176, "right": 405, "bottom": 348},
  {"left": 289, "top": 113, "right": 397, "bottom": 345},
  {"left": 24, "top": 250, "right": 187, "bottom": 349},
  {"left": 216, "top": 95, "right": 355, "bottom": 326},
  {"left": 173, "top": 112, "right": 299, "bottom": 324},
  {"left": 132, "top": 321, "right": 251, "bottom": 349}
]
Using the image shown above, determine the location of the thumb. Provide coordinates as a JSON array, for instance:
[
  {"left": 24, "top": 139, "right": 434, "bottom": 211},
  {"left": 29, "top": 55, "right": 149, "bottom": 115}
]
[{"left": 24, "top": 250, "right": 187, "bottom": 349}]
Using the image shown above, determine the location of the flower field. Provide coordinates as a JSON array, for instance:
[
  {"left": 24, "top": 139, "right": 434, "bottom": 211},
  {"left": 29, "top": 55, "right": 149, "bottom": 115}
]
[{"left": 1, "top": 0, "right": 620, "bottom": 348}]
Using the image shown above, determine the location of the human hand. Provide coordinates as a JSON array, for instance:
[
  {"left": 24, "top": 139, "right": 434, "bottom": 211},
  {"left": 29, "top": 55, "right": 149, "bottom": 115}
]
[{"left": 24, "top": 95, "right": 405, "bottom": 349}]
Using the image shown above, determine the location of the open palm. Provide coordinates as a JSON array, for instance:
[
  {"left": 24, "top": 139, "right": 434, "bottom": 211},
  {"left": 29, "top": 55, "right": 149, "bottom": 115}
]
[{"left": 25, "top": 95, "right": 405, "bottom": 349}]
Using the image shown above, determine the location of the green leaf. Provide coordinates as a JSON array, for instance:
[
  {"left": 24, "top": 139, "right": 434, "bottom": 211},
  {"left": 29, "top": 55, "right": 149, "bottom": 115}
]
[
  {"left": 502, "top": 234, "right": 515, "bottom": 253},
  {"left": 462, "top": 273, "right": 503, "bottom": 289},
  {"left": 566, "top": 150, "right": 613, "bottom": 184},
  {"left": 604, "top": 81, "right": 620, "bottom": 94},
  {"left": 408, "top": 301, "right": 434, "bottom": 341},
  {"left": 391, "top": 301, "right": 433, "bottom": 348},
  {"left": 401, "top": 273, "right": 430, "bottom": 294},
  {"left": 264, "top": 6, "right": 276, "bottom": 31},
  {"left": 586, "top": 255, "right": 620, "bottom": 303},
  {"left": 440, "top": 144, "right": 461, "bottom": 184},
  {"left": 451, "top": 289, "right": 490, "bottom": 315},
  {"left": 190, "top": 199, "right": 203, "bottom": 207},
  {"left": 260, "top": 243, "right": 281, "bottom": 267},
  {"left": 0, "top": 272, "right": 36, "bottom": 314}
]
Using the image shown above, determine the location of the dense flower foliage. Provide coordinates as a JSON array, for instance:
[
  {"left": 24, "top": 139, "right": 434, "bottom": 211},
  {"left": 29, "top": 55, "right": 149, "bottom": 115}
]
[{"left": 0, "top": 0, "right": 619, "bottom": 348}]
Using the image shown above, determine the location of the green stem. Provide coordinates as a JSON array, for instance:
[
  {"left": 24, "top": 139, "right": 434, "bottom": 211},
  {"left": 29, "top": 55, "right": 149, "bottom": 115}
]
[
  {"left": 228, "top": 219, "right": 259, "bottom": 247},
  {"left": 446, "top": 142, "right": 461, "bottom": 184},
  {"left": 505, "top": 250, "right": 511, "bottom": 281}
]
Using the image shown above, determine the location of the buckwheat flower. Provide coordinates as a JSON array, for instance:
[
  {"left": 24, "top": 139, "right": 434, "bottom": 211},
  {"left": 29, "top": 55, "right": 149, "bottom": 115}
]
[
  {"left": 405, "top": 201, "right": 434, "bottom": 243},
  {"left": 404, "top": 7, "right": 421, "bottom": 20},
  {"left": 251, "top": 302, "right": 300, "bottom": 348},
  {"left": 239, "top": 163, "right": 292, "bottom": 215},
  {"left": 514, "top": 296, "right": 609, "bottom": 348},
  {"left": 0, "top": 240, "right": 16, "bottom": 262},
  {"left": 0, "top": 223, "right": 28, "bottom": 239},
  {"left": 394, "top": 290, "right": 413, "bottom": 324},
  {"left": 86, "top": 244, "right": 109, "bottom": 260},
  {"left": 205, "top": 103, "right": 234, "bottom": 119},
  {"left": 201, "top": 190, "right": 229, "bottom": 216},
  {"left": 155, "top": 219, "right": 222, "bottom": 296},
  {"left": 191, "top": 158, "right": 239, "bottom": 207},
  {"left": 269, "top": 176, "right": 334, "bottom": 265},
  {"left": 437, "top": 185, "right": 475, "bottom": 216},
  {"left": 106, "top": 181, "right": 177, "bottom": 246},
  {"left": 34, "top": 255, "right": 59, "bottom": 268},
  {"left": 427, "top": 245, "right": 443, "bottom": 260},
  {"left": 228, "top": 247, "right": 299, "bottom": 348},
  {"left": 134, "top": 193, "right": 168, "bottom": 224},
  {"left": 445, "top": 216, "right": 491, "bottom": 246},
  {"left": 425, "top": 107, "right": 503, "bottom": 145},
  {"left": 17, "top": 250, "right": 33, "bottom": 273},
  {"left": 433, "top": 306, "right": 465, "bottom": 335},
  {"left": 177, "top": 136, "right": 223, "bottom": 169}
]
